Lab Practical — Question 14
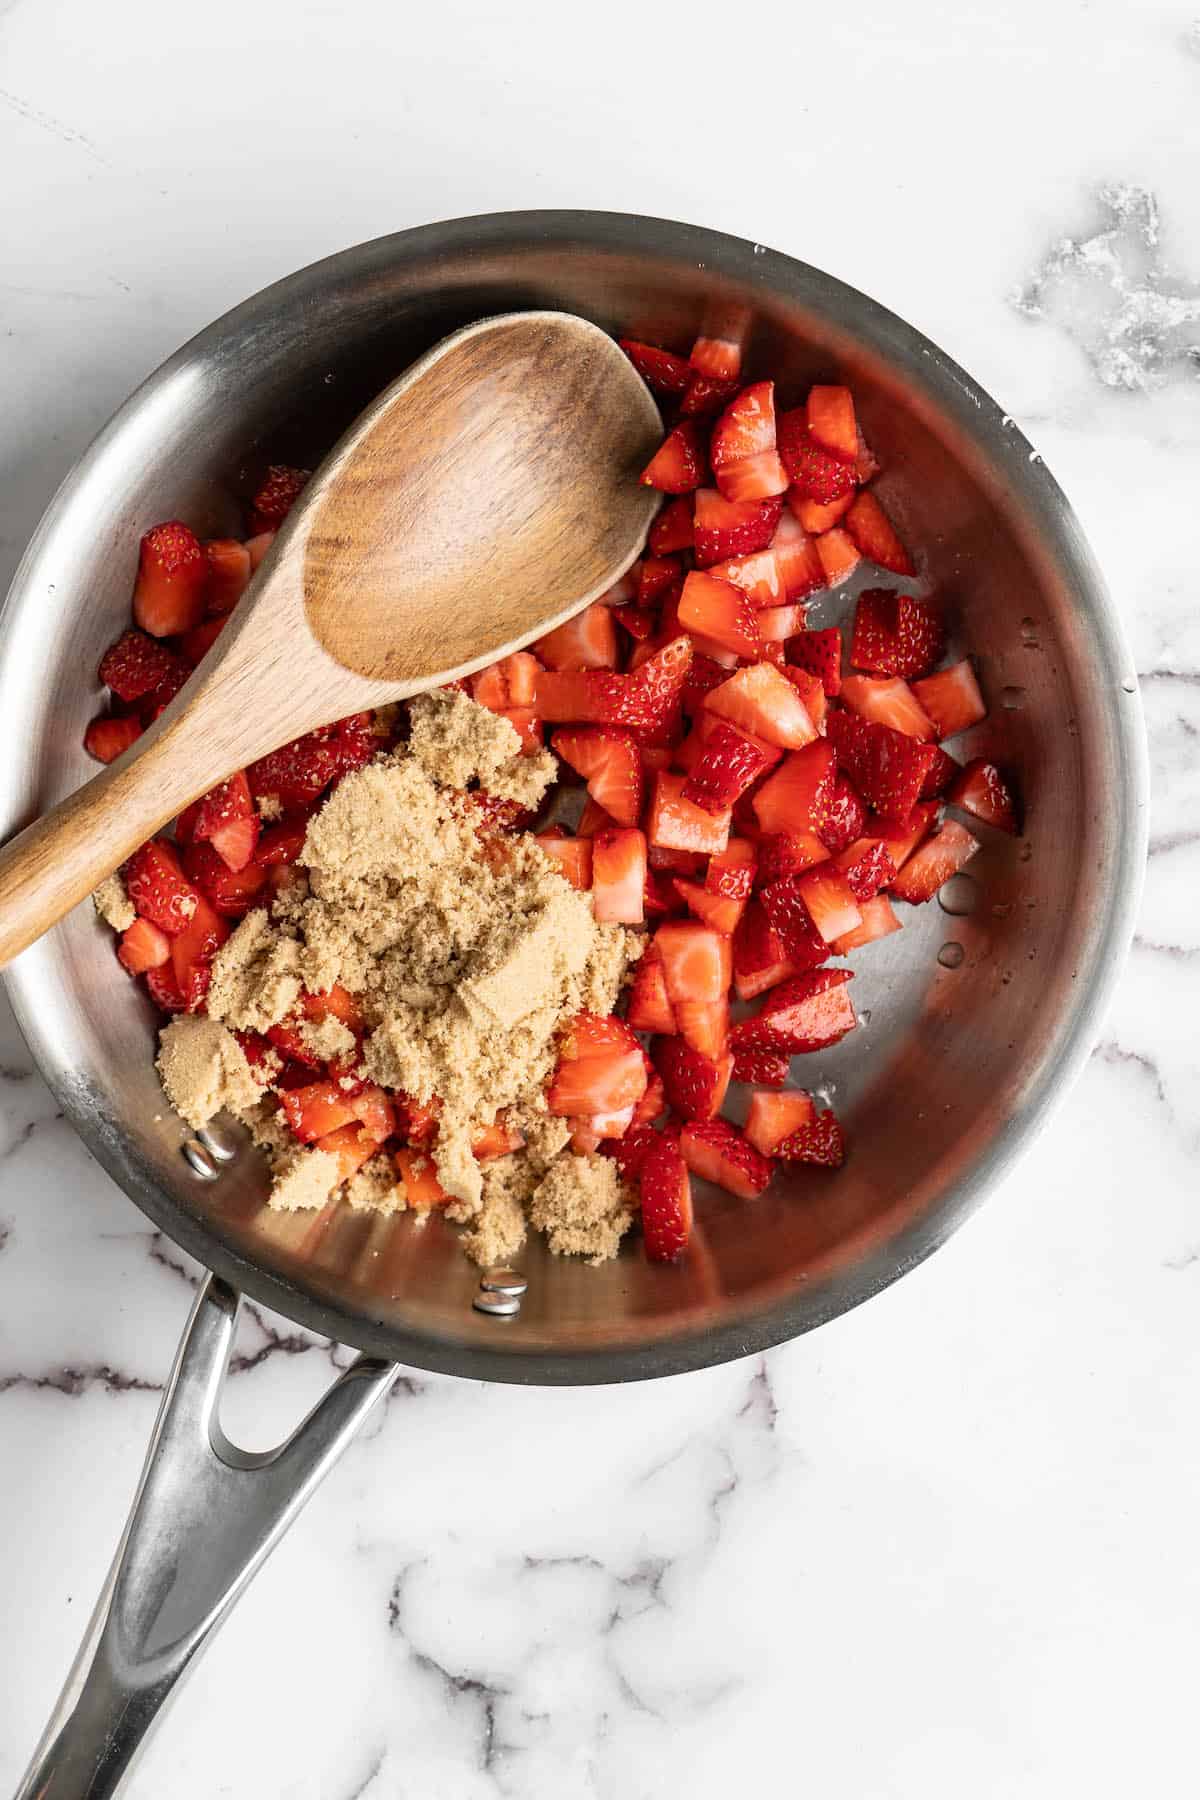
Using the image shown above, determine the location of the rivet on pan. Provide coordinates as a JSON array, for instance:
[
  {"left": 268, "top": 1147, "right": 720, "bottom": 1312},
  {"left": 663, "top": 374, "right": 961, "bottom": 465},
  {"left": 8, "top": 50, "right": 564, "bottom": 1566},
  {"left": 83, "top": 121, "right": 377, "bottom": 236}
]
[
  {"left": 473, "top": 1290, "right": 522, "bottom": 1319},
  {"left": 182, "top": 1140, "right": 219, "bottom": 1181},
  {"left": 196, "top": 1127, "right": 236, "bottom": 1163},
  {"left": 480, "top": 1268, "right": 527, "bottom": 1296}
]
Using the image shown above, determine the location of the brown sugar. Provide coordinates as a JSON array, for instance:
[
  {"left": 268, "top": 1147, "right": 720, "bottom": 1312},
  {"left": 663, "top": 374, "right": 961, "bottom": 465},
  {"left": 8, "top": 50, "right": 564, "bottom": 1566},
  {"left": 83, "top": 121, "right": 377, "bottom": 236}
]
[
  {"left": 529, "top": 1152, "right": 635, "bottom": 1264},
  {"left": 92, "top": 871, "right": 135, "bottom": 933},
  {"left": 156, "top": 1016, "right": 263, "bottom": 1130},
  {"left": 406, "top": 688, "right": 556, "bottom": 808}
]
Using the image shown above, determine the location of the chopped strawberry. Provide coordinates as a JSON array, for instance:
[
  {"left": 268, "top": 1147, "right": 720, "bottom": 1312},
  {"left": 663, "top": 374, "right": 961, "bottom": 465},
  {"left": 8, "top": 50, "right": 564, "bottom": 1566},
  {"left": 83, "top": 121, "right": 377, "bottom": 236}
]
[
  {"left": 731, "top": 968, "right": 856, "bottom": 1054},
  {"left": 732, "top": 900, "right": 812, "bottom": 1001},
  {"left": 949, "top": 759, "right": 1019, "bottom": 834},
  {"left": 576, "top": 796, "right": 618, "bottom": 838},
  {"left": 675, "top": 993, "right": 731, "bottom": 1060},
  {"left": 789, "top": 627, "right": 843, "bottom": 697},
  {"left": 690, "top": 313, "right": 748, "bottom": 380},
  {"left": 648, "top": 844, "right": 708, "bottom": 875},
  {"left": 653, "top": 1036, "right": 734, "bottom": 1121},
  {"left": 170, "top": 892, "right": 229, "bottom": 1011},
  {"left": 789, "top": 491, "right": 855, "bottom": 535},
  {"left": 84, "top": 715, "right": 143, "bottom": 763},
  {"left": 647, "top": 770, "right": 731, "bottom": 855},
  {"left": 603, "top": 1122, "right": 662, "bottom": 1183},
  {"left": 125, "top": 838, "right": 200, "bottom": 936},
  {"left": 679, "top": 1118, "right": 772, "bottom": 1199},
  {"left": 619, "top": 338, "right": 693, "bottom": 395},
  {"left": 472, "top": 652, "right": 543, "bottom": 710},
  {"left": 791, "top": 865, "right": 861, "bottom": 943},
  {"left": 634, "top": 1064, "right": 666, "bottom": 1125},
  {"left": 654, "top": 920, "right": 731, "bottom": 1006},
  {"left": 680, "top": 372, "right": 740, "bottom": 416},
  {"left": 693, "top": 489, "right": 784, "bottom": 567},
  {"left": 776, "top": 1111, "right": 846, "bottom": 1167},
  {"left": 770, "top": 510, "right": 826, "bottom": 600},
  {"left": 778, "top": 411, "right": 858, "bottom": 502},
  {"left": 730, "top": 1046, "right": 791, "bottom": 1087},
  {"left": 682, "top": 651, "right": 731, "bottom": 716},
  {"left": 116, "top": 916, "right": 171, "bottom": 975},
  {"left": 612, "top": 605, "right": 658, "bottom": 643},
  {"left": 648, "top": 495, "right": 694, "bottom": 556},
  {"left": 818, "top": 775, "right": 867, "bottom": 855},
  {"left": 139, "top": 657, "right": 189, "bottom": 723},
  {"left": 844, "top": 490, "right": 914, "bottom": 576},
  {"left": 703, "top": 661, "right": 818, "bottom": 752},
  {"left": 830, "top": 893, "right": 902, "bottom": 954},
  {"left": 248, "top": 464, "right": 309, "bottom": 534},
  {"left": 678, "top": 571, "right": 762, "bottom": 660},
  {"left": 132, "top": 522, "right": 208, "bottom": 637},
  {"left": 204, "top": 538, "right": 252, "bottom": 614},
  {"left": 535, "top": 830, "right": 593, "bottom": 891},
  {"left": 751, "top": 739, "right": 837, "bottom": 836},
  {"left": 826, "top": 712, "right": 938, "bottom": 822},
  {"left": 757, "top": 603, "right": 806, "bottom": 643},
  {"left": 178, "top": 616, "right": 226, "bottom": 667},
  {"left": 639, "top": 1134, "right": 693, "bottom": 1262},
  {"left": 347, "top": 1083, "right": 397, "bottom": 1144},
  {"left": 833, "top": 838, "right": 897, "bottom": 903},
  {"left": 805, "top": 385, "right": 858, "bottom": 462},
  {"left": 758, "top": 875, "right": 837, "bottom": 966},
  {"left": 889, "top": 820, "right": 980, "bottom": 904},
  {"left": 921, "top": 745, "right": 960, "bottom": 797},
  {"left": 673, "top": 876, "right": 745, "bottom": 935},
  {"left": 627, "top": 946, "right": 677, "bottom": 1034},
  {"left": 280, "top": 1079, "right": 359, "bottom": 1143},
  {"left": 182, "top": 840, "right": 268, "bottom": 916},
  {"left": 535, "top": 603, "right": 619, "bottom": 672},
  {"left": 472, "top": 1114, "right": 526, "bottom": 1160},
  {"left": 850, "top": 590, "right": 943, "bottom": 680},
  {"left": 592, "top": 827, "right": 647, "bottom": 923},
  {"left": 756, "top": 831, "right": 830, "bottom": 883},
  {"left": 255, "top": 817, "right": 312, "bottom": 866},
  {"left": 637, "top": 557, "right": 682, "bottom": 606},
  {"left": 911, "top": 660, "right": 988, "bottom": 740},
  {"left": 247, "top": 727, "right": 342, "bottom": 810},
  {"left": 645, "top": 866, "right": 685, "bottom": 920},
  {"left": 874, "top": 802, "right": 938, "bottom": 872},
  {"left": 707, "top": 837, "right": 757, "bottom": 900},
  {"left": 745, "top": 1088, "right": 816, "bottom": 1155},
  {"left": 814, "top": 529, "right": 861, "bottom": 589},
  {"left": 244, "top": 530, "right": 276, "bottom": 570},
  {"left": 395, "top": 1146, "right": 449, "bottom": 1207},
  {"left": 840, "top": 674, "right": 937, "bottom": 742},
  {"left": 710, "top": 382, "right": 787, "bottom": 502},
  {"left": 704, "top": 548, "right": 785, "bottom": 608},
  {"left": 641, "top": 419, "right": 707, "bottom": 494},
  {"left": 536, "top": 636, "right": 692, "bottom": 742},
  {"left": 682, "top": 721, "right": 775, "bottom": 815},
  {"left": 145, "top": 961, "right": 187, "bottom": 1013},
  {"left": 98, "top": 629, "right": 178, "bottom": 703},
  {"left": 552, "top": 726, "right": 643, "bottom": 827},
  {"left": 302, "top": 983, "right": 364, "bottom": 1034},
  {"left": 547, "top": 1012, "right": 648, "bottom": 1117}
]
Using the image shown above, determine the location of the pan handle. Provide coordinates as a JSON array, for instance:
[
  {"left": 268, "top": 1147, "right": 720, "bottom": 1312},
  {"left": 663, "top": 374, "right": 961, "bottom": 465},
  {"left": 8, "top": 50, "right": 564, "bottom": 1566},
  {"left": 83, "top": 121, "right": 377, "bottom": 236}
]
[{"left": 16, "top": 1274, "right": 399, "bottom": 1800}]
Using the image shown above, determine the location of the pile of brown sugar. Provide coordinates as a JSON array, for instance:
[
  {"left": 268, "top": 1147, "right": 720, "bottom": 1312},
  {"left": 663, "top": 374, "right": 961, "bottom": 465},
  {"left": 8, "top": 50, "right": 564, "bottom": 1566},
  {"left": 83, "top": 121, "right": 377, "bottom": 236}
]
[{"left": 156, "top": 689, "right": 643, "bottom": 1265}]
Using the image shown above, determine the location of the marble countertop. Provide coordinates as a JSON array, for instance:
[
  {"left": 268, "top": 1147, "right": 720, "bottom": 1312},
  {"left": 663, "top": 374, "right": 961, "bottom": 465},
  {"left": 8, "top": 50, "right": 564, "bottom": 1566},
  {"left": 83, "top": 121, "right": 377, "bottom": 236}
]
[{"left": 1, "top": 2, "right": 1197, "bottom": 1794}]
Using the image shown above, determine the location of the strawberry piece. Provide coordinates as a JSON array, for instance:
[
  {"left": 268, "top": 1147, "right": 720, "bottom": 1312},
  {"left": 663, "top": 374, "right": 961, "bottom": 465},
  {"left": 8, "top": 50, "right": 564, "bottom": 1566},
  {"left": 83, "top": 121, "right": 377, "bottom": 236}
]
[
  {"left": 547, "top": 1013, "right": 648, "bottom": 1117},
  {"left": 619, "top": 338, "right": 692, "bottom": 395},
  {"left": 704, "top": 549, "right": 785, "bottom": 609},
  {"left": 673, "top": 876, "right": 744, "bottom": 935},
  {"left": 125, "top": 838, "right": 201, "bottom": 936},
  {"left": 840, "top": 674, "right": 937, "bottom": 742},
  {"left": 833, "top": 838, "right": 897, "bottom": 903},
  {"left": 472, "top": 652, "right": 543, "bottom": 710},
  {"left": 644, "top": 866, "right": 684, "bottom": 930},
  {"left": 789, "top": 627, "right": 843, "bottom": 697},
  {"left": 752, "top": 739, "right": 837, "bottom": 836},
  {"left": 731, "top": 968, "right": 856, "bottom": 1054},
  {"left": 627, "top": 946, "right": 677, "bottom": 1034},
  {"left": 472, "top": 1115, "right": 525, "bottom": 1160},
  {"left": 603, "top": 1122, "right": 662, "bottom": 1183},
  {"left": 949, "top": 759, "right": 1019, "bottom": 834},
  {"left": 649, "top": 844, "right": 708, "bottom": 875},
  {"left": 302, "top": 983, "right": 364, "bottom": 1035},
  {"left": 170, "top": 892, "right": 229, "bottom": 1012},
  {"left": 145, "top": 961, "right": 187, "bottom": 1013},
  {"left": 911, "top": 660, "right": 988, "bottom": 741},
  {"left": 758, "top": 876, "right": 836, "bottom": 965},
  {"left": 98, "top": 629, "right": 178, "bottom": 703},
  {"left": 592, "top": 827, "right": 647, "bottom": 923},
  {"left": 179, "top": 616, "right": 227, "bottom": 667},
  {"left": 535, "top": 603, "right": 619, "bottom": 672},
  {"left": 704, "top": 661, "right": 817, "bottom": 751},
  {"left": 814, "top": 528, "right": 861, "bottom": 588},
  {"left": 649, "top": 495, "right": 694, "bottom": 556},
  {"left": 255, "top": 817, "right": 312, "bottom": 866},
  {"left": 244, "top": 530, "right": 276, "bottom": 570},
  {"left": 756, "top": 832, "right": 829, "bottom": 884},
  {"left": 348, "top": 1083, "right": 397, "bottom": 1144},
  {"left": 248, "top": 728, "right": 342, "bottom": 810},
  {"left": 613, "top": 605, "right": 658, "bottom": 643},
  {"left": 265, "top": 1018, "right": 324, "bottom": 1070},
  {"left": 678, "top": 571, "right": 761, "bottom": 660},
  {"left": 805, "top": 386, "right": 858, "bottom": 463},
  {"left": 850, "top": 590, "right": 943, "bottom": 680},
  {"left": 844, "top": 490, "right": 914, "bottom": 576},
  {"left": 654, "top": 920, "right": 732, "bottom": 1006},
  {"left": 647, "top": 770, "right": 731, "bottom": 855},
  {"left": 536, "top": 830, "right": 593, "bottom": 891},
  {"left": 707, "top": 837, "right": 757, "bottom": 899},
  {"left": 280, "top": 1079, "right": 359, "bottom": 1143},
  {"left": 693, "top": 489, "right": 783, "bottom": 567},
  {"left": 395, "top": 1146, "right": 449, "bottom": 1207},
  {"left": 875, "top": 801, "right": 939, "bottom": 872},
  {"left": 191, "top": 770, "right": 260, "bottom": 872},
  {"left": 757, "top": 603, "right": 806, "bottom": 643},
  {"left": 717, "top": 452, "right": 789, "bottom": 504},
  {"left": 682, "top": 722, "right": 775, "bottom": 816},
  {"left": 140, "top": 656, "right": 189, "bottom": 723},
  {"left": 818, "top": 775, "right": 867, "bottom": 855},
  {"left": 826, "top": 712, "right": 938, "bottom": 823},
  {"left": 682, "top": 651, "right": 731, "bottom": 716},
  {"left": 680, "top": 372, "right": 740, "bottom": 416},
  {"left": 921, "top": 745, "right": 960, "bottom": 797},
  {"left": 831, "top": 893, "right": 902, "bottom": 953},
  {"left": 730, "top": 1046, "right": 791, "bottom": 1087},
  {"left": 793, "top": 865, "right": 861, "bottom": 943},
  {"left": 676, "top": 990, "right": 731, "bottom": 1059},
  {"left": 248, "top": 464, "right": 309, "bottom": 534},
  {"left": 536, "top": 637, "right": 692, "bottom": 741},
  {"left": 552, "top": 727, "right": 643, "bottom": 827},
  {"left": 499, "top": 708, "right": 543, "bottom": 755},
  {"left": 790, "top": 491, "right": 854, "bottom": 534},
  {"left": 776, "top": 1111, "right": 846, "bottom": 1167},
  {"left": 204, "top": 538, "right": 252, "bottom": 614},
  {"left": 690, "top": 315, "right": 748, "bottom": 380},
  {"left": 679, "top": 1118, "right": 772, "bottom": 1200},
  {"left": 653, "top": 1036, "right": 733, "bottom": 1122},
  {"left": 132, "top": 522, "right": 208, "bottom": 637},
  {"left": 576, "top": 797, "right": 618, "bottom": 839},
  {"left": 182, "top": 840, "right": 268, "bottom": 916},
  {"left": 889, "top": 820, "right": 980, "bottom": 904},
  {"left": 778, "top": 411, "right": 858, "bottom": 502},
  {"left": 710, "top": 383, "right": 786, "bottom": 501},
  {"left": 639, "top": 1135, "right": 693, "bottom": 1262},
  {"left": 732, "top": 901, "right": 811, "bottom": 1001},
  {"left": 637, "top": 557, "right": 682, "bottom": 606},
  {"left": 769, "top": 511, "right": 826, "bottom": 601},
  {"left": 634, "top": 1062, "right": 666, "bottom": 1125},
  {"left": 641, "top": 419, "right": 707, "bottom": 494},
  {"left": 84, "top": 715, "right": 143, "bottom": 763},
  {"left": 116, "top": 917, "right": 171, "bottom": 975},
  {"left": 745, "top": 1088, "right": 816, "bottom": 1155}
]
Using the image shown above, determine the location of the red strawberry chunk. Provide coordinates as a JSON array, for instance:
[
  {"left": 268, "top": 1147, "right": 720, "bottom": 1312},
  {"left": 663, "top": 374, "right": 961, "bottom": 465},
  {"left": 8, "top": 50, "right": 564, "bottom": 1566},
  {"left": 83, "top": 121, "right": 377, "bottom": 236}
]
[
  {"left": 673, "top": 877, "right": 745, "bottom": 935},
  {"left": 552, "top": 726, "right": 643, "bottom": 827},
  {"left": 732, "top": 900, "right": 810, "bottom": 1001},
  {"left": 831, "top": 893, "right": 902, "bottom": 954},
  {"left": 204, "top": 538, "right": 252, "bottom": 614},
  {"left": 536, "top": 829, "right": 593, "bottom": 892},
  {"left": 146, "top": 961, "right": 186, "bottom": 1013},
  {"left": 641, "top": 419, "right": 707, "bottom": 494},
  {"left": 826, "top": 712, "right": 938, "bottom": 823},
  {"left": 627, "top": 946, "right": 677, "bottom": 1034},
  {"left": 681, "top": 652, "right": 731, "bottom": 716},
  {"left": 889, "top": 820, "right": 980, "bottom": 904},
  {"left": 652, "top": 1036, "right": 734, "bottom": 1121},
  {"left": 791, "top": 491, "right": 854, "bottom": 534},
  {"left": 654, "top": 919, "right": 732, "bottom": 1006},
  {"left": 535, "top": 603, "right": 619, "bottom": 672},
  {"left": 192, "top": 768, "right": 258, "bottom": 861},
  {"left": 875, "top": 801, "right": 939, "bottom": 872},
  {"left": 834, "top": 838, "right": 898, "bottom": 903},
  {"left": 818, "top": 774, "right": 867, "bottom": 854},
  {"left": 745, "top": 1088, "right": 816, "bottom": 1155},
  {"left": 757, "top": 603, "right": 806, "bottom": 643},
  {"left": 805, "top": 386, "right": 858, "bottom": 462},
  {"left": 592, "top": 827, "right": 647, "bottom": 923},
  {"left": 84, "top": 715, "right": 143, "bottom": 763},
  {"left": 704, "top": 661, "right": 817, "bottom": 750},
  {"left": 675, "top": 993, "right": 731, "bottom": 1060},
  {"left": 756, "top": 831, "right": 830, "bottom": 884},
  {"left": 850, "top": 589, "right": 944, "bottom": 680},
  {"left": 778, "top": 411, "right": 858, "bottom": 502},
  {"left": 117, "top": 916, "right": 172, "bottom": 975},
  {"left": 814, "top": 529, "right": 861, "bottom": 588},
  {"left": 710, "top": 383, "right": 787, "bottom": 503},
  {"left": 472, "top": 652, "right": 543, "bottom": 710},
  {"left": 249, "top": 464, "right": 309, "bottom": 534},
  {"left": 178, "top": 616, "right": 226, "bottom": 668},
  {"left": 789, "top": 627, "right": 843, "bottom": 697},
  {"left": 125, "top": 838, "right": 201, "bottom": 936},
  {"left": 98, "top": 629, "right": 178, "bottom": 703},
  {"left": 752, "top": 739, "right": 837, "bottom": 836},
  {"left": 647, "top": 770, "right": 731, "bottom": 855},
  {"left": 678, "top": 572, "right": 762, "bottom": 660},
  {"left": 679, "top": 1118, "right": 772, "bottom": 1200},
  {"left": 844, "top": 490, "right": 914, "bottom": 576},
  {"left": 706, "top": 838, "right": 757, "bottom": 900},
  {"left": 602, "top": 1122, "right": 663, "bottom": 1182},
  {"left": 547, "top": 1013, "right": 648, "bottom": 1117},
  {"left": 911, "top": 660, "right": 988, "bottom": 740},
  {"left": 536, "top": 637, "right": 692, "bottom": 742},
  {"left": 693, "top": 489, "right": 783, "bottom": 567},
  {"left": 758, "top": 876, "right": 834, "bottom": 966},
  {"left": 280, "top": 1079, "right": 359, "bottom": 1144},
  {"left": 690, "top": 314, "right": 748, "bottom": 380},
  {"left": 648, "top": 496, "right": 694, "bottom": 556},
  {"left": 730, "top": 1046, "right": 791, "bottom": 1087},
  {"left": 170, "top": 892, "right": 229, "bottom": 1012},
  {"left": 682, "top": 722, "right": 775, "bottom": 815},
  {"left": 639, "top": 1134, "right": 693, "bottom": 1262},
  {"left": 680, "top": 372, "right": 740, "bottom": 416},
  {"left": 921, "top": 745, "right": 961, "bottom": 797},
  {"left": 619, "top": 339, "right": 693, "bottom": 395},
  {"left": 793, "top": 865, "right": 862, "bottom": 944},
  {"left": 613, "top": 605, "right": 658, "bottom": 643},
  {"left": 182, "top": 840, "right": 268, "bottom": 917},
  {"left": 132, "top": 521, "right": 208, "bottom": 637},
  {"left": 637, "top": 557, "right": 682, "bottom": 606},
  {"left": 705, "top": 549, "right": 785, "bottom": 608},
  {"left": 949, "top": 759, "right": 1019, "bottom": 834},
  {"left": 776, "top": 1111, "right": 846, "bottom": 1167},
  {"left": 770, "top": 511, "right": 826, "bottom": 600},
  {"left": 841, "top": 674, "right": 937, "bottom": 742},
  {"left": 731, "top": 968, "right": 856, "bottom": 1055},
  {"left": 248, "top": 727, "right": 343, "bottom": 810}
]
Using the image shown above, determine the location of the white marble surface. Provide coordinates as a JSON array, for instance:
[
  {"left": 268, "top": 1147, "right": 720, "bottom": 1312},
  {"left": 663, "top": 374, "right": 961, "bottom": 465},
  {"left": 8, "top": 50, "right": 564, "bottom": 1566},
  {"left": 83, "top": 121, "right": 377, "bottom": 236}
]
[{"left": 1, "top": 1, "right": 1198, "bottom": 1794}]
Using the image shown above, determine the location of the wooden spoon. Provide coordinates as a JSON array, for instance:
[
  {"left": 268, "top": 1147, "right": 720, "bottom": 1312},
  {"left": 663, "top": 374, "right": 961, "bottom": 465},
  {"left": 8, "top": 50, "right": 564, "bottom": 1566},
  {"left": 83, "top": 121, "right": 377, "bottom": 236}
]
[{"left": 0, "top": 311, "right": 663, "bottom": 969}]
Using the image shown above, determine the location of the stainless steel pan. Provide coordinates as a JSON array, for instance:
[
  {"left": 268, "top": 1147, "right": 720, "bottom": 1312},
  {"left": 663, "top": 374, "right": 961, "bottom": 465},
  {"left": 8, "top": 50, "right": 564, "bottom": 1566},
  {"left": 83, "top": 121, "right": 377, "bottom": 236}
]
[{"left": 1, "top": 212, "right": 1147, "bottom": 1796}]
